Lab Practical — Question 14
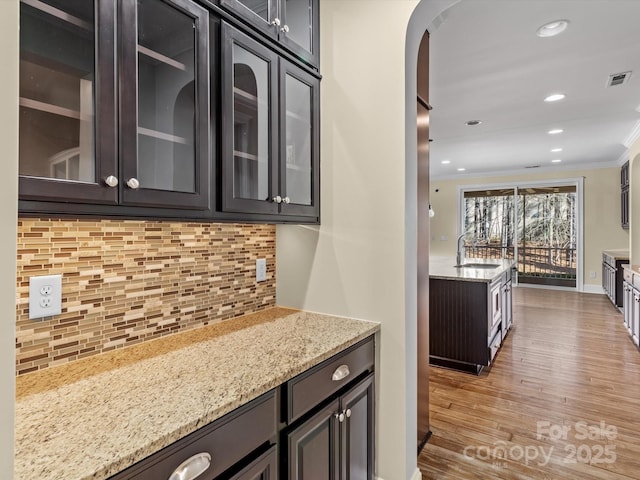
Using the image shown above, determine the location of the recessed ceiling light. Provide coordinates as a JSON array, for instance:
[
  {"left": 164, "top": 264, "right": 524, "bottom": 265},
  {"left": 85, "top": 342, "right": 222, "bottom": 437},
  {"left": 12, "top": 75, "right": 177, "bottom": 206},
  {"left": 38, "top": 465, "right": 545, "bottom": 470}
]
[
  {"left": 457, "top": 167, "right": 466, "bottom": 172},
  {"left": 544, "top": 93, "right": 566, "bottom": 103},
  {"left": 441, "top": 160, "right": 451, "bottom": 164},
  {"left": 551, "top": 148, "right": 563, "bottom": 153},
  {"left": 551, "top": 159, "right": 562, "bottom": 163},
  {"left": 465, "top": 120, "right": 482, "bottom": 126},
  {"left": 536, "top": 20, "right": 569, "bottom": 38},
  {"left": 548, "top": 129, "right": 564, "bottom": 135}
]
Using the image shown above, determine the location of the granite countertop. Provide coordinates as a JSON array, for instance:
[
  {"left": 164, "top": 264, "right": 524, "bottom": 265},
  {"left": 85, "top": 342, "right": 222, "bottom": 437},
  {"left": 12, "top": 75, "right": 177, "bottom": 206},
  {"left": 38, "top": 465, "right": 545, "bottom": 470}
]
[
  {"left": 15, "top": 307, "right": 380, "bottom": 480},
  {"left": 429, "top": 256, "right": 515, "bottom": 282},
  {"left": 603, "top": 249, "right": 629, "bottom": 260}
]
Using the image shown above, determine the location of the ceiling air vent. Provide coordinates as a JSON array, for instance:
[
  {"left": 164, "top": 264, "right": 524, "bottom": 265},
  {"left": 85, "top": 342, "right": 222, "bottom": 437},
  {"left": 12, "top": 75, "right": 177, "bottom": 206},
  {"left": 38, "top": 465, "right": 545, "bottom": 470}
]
[
  {"left": 525, "top": 165, "right": 540, "bottom": 169},
  {"left": 607, "top": 71, "right": 631, "bottom": 87}
]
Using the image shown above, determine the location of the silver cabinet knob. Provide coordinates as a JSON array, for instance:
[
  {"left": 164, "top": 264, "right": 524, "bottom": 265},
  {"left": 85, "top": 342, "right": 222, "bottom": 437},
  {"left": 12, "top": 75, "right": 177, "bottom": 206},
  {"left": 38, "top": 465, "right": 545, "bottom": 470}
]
[
  {"left": 283, "top": 196, "right": 291, "bottom": 204},
  {"left": 281, "top": 24, "right": 290, "bottom": 33},
  {"left": 126, "top": 178, "right": 140, "bottom": 190},
  {"left": 272, "top": 17, "right": 281, "bottom": 26},
  {"left": 272, "top": 195, "right": 282, "bottom": 204},
  {"left": 345, "top": 408, "right": 352, "bottom": 418},
  {"left": 335, "top": 411, "right": 345, "bottom": 423},
  {"left": 104, "top": 175, "right": 118, "bottom": 188}
]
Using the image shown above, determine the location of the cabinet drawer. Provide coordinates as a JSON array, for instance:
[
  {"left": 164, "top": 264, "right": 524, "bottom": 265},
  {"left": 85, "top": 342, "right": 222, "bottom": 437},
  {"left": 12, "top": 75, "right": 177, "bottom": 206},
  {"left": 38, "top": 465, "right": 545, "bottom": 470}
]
[
  {"left": 286, "top": 336, "right": 374, "bottom": 423},
  {"left": 110, "top": 390, "right": 277, "bottom": 480},
  {"left": 489, "top": 328, "right": 501, "bottom": 363}
]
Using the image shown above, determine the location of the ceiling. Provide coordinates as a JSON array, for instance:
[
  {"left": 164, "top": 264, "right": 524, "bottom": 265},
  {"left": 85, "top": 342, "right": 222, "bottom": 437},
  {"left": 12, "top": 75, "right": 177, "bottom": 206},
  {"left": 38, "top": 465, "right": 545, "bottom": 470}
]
[{"left": 428, "top": 0, "right": 640, "bottom": 180}]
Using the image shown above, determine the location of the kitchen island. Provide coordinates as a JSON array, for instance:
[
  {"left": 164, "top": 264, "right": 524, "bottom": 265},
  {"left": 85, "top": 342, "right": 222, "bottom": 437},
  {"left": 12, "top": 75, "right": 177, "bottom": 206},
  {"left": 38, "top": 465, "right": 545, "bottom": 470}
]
[
  {"left": 15, "top": 308, "right": 379, "bottom": 480},
  {"left": 429, "top": 256, "right": 515, "bottom": 374}
]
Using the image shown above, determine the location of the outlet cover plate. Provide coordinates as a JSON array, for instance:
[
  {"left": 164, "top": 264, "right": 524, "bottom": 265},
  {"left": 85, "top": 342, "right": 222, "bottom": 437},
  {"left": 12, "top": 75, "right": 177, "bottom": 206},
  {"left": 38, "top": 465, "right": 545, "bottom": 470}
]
[
  {"left": 29, "top": 274, "right": 62, "bottom": 319},
  {"left": 256, "top": 259, "right": 267, "bottom": 282}
]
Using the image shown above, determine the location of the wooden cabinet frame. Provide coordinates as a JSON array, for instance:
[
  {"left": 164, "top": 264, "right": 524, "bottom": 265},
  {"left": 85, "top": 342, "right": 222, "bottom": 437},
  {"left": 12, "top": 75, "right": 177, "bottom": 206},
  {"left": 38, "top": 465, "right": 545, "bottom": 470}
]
[{"left": 19, "top": 0, "right": 118, "bottom": 204}]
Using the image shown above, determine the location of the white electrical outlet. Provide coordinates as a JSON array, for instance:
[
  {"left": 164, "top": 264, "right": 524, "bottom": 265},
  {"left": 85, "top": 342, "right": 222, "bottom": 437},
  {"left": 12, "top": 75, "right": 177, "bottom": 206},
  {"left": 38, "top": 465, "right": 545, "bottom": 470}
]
[
  {"left": 256, "top": 259, "right": 267, "bottom": 282},
  {"left": 29, "top": 274, "right": 62, "bottom": 319}
]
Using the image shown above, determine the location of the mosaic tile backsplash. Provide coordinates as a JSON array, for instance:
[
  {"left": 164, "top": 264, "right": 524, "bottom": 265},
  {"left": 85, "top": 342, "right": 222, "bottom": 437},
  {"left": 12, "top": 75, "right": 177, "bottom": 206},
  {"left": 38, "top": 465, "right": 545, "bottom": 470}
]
[{"left": 16, "top": 219, "right": 276, "bottom": 376}]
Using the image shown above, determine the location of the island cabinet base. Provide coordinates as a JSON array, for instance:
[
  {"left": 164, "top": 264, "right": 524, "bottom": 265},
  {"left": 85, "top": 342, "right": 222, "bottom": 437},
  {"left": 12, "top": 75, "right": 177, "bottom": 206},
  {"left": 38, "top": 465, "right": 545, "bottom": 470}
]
[
  {"left": 429, "top": 355, "right": 485, "bottom": 375},
  {"left": 429, "top": 275, "right": 509, "bottom": 374}
]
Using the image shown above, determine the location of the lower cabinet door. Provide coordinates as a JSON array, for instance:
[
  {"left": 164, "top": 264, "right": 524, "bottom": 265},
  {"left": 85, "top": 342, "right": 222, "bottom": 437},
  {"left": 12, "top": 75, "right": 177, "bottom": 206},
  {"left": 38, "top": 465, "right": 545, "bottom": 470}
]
[
  {"left": 229, "top": 446, "right": 277, "bottom": 480},
  {"left": 340, "top": 374, "right": 374, "bottom": 480},
  {"left": 288, "top": 399, "right": 340, "bottom": 480}
]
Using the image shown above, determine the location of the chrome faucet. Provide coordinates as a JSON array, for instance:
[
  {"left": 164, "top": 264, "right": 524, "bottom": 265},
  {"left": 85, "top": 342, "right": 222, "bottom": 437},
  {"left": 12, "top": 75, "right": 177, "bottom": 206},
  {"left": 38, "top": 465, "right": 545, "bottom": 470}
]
[{"left": 456, "top": 234, "right": 465, "bottom": 266}]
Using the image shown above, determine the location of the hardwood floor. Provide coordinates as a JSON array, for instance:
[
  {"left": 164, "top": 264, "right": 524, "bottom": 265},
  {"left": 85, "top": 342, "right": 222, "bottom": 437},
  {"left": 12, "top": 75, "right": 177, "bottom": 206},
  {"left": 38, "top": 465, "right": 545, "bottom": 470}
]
[{"left": 419, "top": 287, "right": 640, "bottom": 479}]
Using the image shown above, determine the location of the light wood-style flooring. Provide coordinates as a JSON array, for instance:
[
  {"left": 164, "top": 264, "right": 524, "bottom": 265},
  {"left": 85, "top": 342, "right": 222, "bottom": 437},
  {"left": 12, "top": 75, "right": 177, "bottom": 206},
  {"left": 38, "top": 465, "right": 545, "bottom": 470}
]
[{"left": 419, "top": 287, "right": 640, "bottom": 479}]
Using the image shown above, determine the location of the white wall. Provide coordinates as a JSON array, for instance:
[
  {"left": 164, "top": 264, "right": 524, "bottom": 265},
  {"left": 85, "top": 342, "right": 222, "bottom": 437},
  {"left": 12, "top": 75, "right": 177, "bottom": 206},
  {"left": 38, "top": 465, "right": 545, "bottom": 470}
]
[
  {"left": 1, "top": 0, "right": 18, "bottom": 475},
  {"left": 276, "top": 1, "right": 456, "bottom": 478}
]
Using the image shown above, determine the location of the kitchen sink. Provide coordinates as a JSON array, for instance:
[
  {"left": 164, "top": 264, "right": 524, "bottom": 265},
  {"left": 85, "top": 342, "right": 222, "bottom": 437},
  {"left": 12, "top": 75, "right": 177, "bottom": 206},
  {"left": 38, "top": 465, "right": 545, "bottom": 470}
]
[{"left": 454, "top": 263, "right": 501, "bottom": 269}]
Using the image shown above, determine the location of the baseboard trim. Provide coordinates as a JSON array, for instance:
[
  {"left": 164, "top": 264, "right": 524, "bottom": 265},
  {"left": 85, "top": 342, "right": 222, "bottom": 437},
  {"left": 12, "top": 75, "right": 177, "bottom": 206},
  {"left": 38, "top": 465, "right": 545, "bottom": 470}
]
[
  {"left": 375, "top": 466, "right": 422, "bottom": 480},
  {"left": 417, "top": 429, "right": 433, "bottom": 454},
  {"left": 583, "top": 284, "right": 605, "bottom": 295}
]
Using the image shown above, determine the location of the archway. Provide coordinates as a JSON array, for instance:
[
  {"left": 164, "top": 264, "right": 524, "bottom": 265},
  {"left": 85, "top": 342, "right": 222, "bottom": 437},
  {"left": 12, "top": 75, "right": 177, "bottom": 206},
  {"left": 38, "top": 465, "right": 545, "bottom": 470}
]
[{"left": 405, "top": 0, "right": 460, "bottom": 470}]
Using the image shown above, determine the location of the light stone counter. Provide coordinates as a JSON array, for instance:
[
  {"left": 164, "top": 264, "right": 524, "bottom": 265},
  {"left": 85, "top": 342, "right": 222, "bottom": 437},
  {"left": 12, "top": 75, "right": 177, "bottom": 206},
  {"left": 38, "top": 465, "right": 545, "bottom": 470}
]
[
  {"left": 15, "top": 307, "right": 380, "bottom": 480},
  {"left": 430, "top": 256, "right": 515, "bottom": 282}
]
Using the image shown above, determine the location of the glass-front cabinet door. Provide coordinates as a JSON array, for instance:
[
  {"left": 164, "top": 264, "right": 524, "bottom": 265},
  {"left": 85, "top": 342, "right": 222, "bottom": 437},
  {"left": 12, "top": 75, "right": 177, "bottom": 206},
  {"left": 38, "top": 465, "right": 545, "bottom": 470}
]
[
  {"left": 279, "top": 60, "right": 319, "bottom": 217},
  {"left": 221, "top": 23, "right": 279, "bottom": 214},
  {"left": 219, "top": 0, "right": 279, "bottom": 40},
  {"left": 220, "top": 0, "right": 319, "bottom": 67},
  {"left": 119, "top": 0, "right": 209, "bottom": 209},
  {"left": 18, "top": 0, "right": 118, "bottom": 203},
  {"left": 280, "top": 0, "right": 318, "bottom": 66}
]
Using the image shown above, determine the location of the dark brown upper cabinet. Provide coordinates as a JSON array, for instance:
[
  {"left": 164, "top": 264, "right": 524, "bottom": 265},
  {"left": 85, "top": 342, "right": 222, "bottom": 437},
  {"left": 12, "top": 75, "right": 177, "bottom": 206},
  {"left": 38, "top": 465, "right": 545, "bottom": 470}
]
[
  {"left": 119, "top": 0, "right": 210, "bottom": 209},
  {"left": 19, "top": 0, "right": 210, "bottom": 210},
  {"left": 221, "top": 22, "right": 319, "bottom": 220},
  {"left": 19, "top": 0, "right": 118, "bottom": 204},
  {"left": 219, "top": 0, "right": 319, "bottom": 68},
  {"left": 221, "top": 24, "right": 279, "bottom": 215}
]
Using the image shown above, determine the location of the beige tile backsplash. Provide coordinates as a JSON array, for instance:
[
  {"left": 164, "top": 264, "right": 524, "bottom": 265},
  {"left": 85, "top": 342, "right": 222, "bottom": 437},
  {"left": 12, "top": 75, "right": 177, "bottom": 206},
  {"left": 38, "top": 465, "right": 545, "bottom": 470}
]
[{"left": 16, "top": 219, "right": 276, "bottom": 375}]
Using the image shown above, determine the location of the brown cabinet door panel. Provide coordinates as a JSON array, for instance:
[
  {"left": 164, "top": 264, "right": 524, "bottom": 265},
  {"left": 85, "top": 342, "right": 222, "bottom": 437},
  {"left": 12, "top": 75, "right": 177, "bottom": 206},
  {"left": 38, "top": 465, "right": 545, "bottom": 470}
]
[
  {"left": 340, "top": 374, "right": 374, "bottom": 480},
  {"left": 287, "top": 399, "right": 340, "bottom": 480},
  {"left": 229, "top": 446, "right": 278, "bottom": 480}
]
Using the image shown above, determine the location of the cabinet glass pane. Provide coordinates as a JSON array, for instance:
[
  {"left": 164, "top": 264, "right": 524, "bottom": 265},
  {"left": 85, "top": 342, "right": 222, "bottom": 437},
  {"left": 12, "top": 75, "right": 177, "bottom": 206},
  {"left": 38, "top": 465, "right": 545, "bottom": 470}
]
[
  {"left": 233, "top": 44, "right": 271, "bottom": 201},
  {"left": 285, "top": 0, "right": 312, "bottom": 52},
  {"left": 236, "top": 0, "right": 271, "bottom": 22},
  {"left": 284, "top": 74, "right": 312, "bottom": 206},
  {"left": 19, "top": 0, "right": 95, "bottom": 182},
  {"left": 137, "top": 0, "right": 196, "bottom": 193}
]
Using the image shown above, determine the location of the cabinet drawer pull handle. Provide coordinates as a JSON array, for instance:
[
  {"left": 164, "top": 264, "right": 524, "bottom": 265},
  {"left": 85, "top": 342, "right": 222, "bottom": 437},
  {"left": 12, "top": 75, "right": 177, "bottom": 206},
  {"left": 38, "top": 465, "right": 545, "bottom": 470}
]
[
  {"left": 332, "top": 364, "right": 350, "bottom": 381},
  {"left": 272, "top": 195, "right": 282, "bottom": 204},
  {"left": 335, "top": 411, "right": 345, "bottom": 422},
  {"left": 272, "top": 17, "right": 281, "bottom": 26},
  {"left": 281, "top": 24, "right": 290, "bottom": 33},
  {"left": 283, "top": 196, "right": 291, "bottom": 204},
  {"left": 345, "top": 408, "right": 352, "bottom": 418},
  {"left": 168, "top": 452, "right": 211, "bottom": 480},
  {"left": 126, "top": 177, "right": 140, "bottom": 190}
]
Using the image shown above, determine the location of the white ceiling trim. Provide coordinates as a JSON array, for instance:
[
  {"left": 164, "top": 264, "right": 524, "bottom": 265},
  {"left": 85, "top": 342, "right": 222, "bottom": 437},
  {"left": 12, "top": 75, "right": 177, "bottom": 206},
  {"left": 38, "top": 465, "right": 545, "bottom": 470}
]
[
  {"left": 431, "top": 159, "right": 618, "bottom": 182},
  {"left": 623, "top": 120, "right": 640, "bottom": 149}
]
